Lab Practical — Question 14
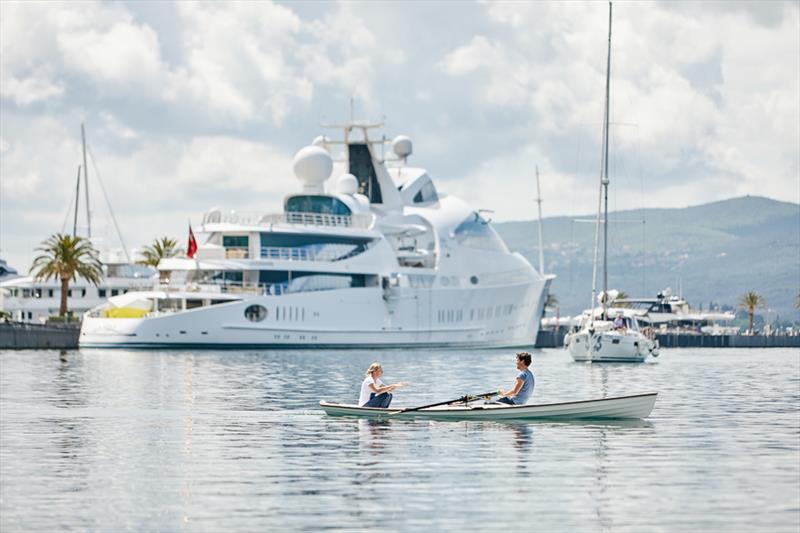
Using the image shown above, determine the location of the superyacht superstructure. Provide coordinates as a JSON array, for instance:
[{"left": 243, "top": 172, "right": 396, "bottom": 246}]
[{"left": 80, "top": 121, "right": 552, "bottom": 348}]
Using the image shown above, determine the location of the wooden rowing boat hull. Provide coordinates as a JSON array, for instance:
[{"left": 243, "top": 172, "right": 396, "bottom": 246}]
[{"left": 319, "top": 393, "right": 657, "bottom": 420}]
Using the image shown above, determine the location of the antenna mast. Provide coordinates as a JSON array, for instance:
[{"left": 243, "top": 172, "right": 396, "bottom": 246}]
[{"left": 534, "top": 166, "right": 545, "bottom": 275}]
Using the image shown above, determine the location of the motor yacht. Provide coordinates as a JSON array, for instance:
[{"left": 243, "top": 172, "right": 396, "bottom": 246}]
[
  {"left": 616, "top": 289, "right": 737, "bottom": 334},
  {"left": 80, "top": 121, "right": 552, "bottom": 348}
]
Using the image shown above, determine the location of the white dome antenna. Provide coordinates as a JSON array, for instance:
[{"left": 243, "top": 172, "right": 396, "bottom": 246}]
[
  {"left": 293, "top": 145, "right": 333, "bottom": 192},
  {"left": 337, "top": 173, "right": 358, "bottom": 195},
  {"left": 312, "top": 135, "right": 331, "bottom": 152},
  {"left": 392, "top": 135, "right": 413, "bottom": 163}
]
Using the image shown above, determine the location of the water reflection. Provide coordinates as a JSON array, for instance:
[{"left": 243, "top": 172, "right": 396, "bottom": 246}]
[
  {"left": 51, "top": 350, "right": 88, "bottom": 408},
  {"left": 1, "top": 347, "right": 798, "bottom": 532},
  {"left": 357, "top": 418, "right": 394, "bottom": 457}
]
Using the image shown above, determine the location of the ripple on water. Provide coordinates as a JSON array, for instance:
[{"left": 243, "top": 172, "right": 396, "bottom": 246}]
[{"left": 1, "top": 347, "right": 798, "bottom": 532}]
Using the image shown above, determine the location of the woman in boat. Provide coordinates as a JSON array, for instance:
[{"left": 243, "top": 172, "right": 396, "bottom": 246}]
[
  {"left": 359, "top": 362, "right": 407, "bottom": 408},
  {"left": 496, "top": 352, "right": 534, "bottom": 405}
]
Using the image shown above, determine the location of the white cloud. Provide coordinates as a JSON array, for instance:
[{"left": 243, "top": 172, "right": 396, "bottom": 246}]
[
  {"left": 0, "top": 0, "right": 797, "bottom": 272},
  {"left": 0, "top": 76, "right": 64, "bottom": 106},
  {"left": 436, "top": 1, "right": 799, "bottom": 215}
]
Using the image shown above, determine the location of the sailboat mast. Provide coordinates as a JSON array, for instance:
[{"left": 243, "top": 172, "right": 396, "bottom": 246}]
[
  {"left": 72, "top": 165, "right": 82, "bottom": 237},
  {"left": 81, "top": 123, "right": 91, "bottom": 238},
  {"left": 535, "top": 165, "right": 545, "bottom": 275},
  {"left": 602, "top": 2, "right": 612, "bottom": 312}
]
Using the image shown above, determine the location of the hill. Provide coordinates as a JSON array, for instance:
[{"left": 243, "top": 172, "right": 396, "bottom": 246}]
[{"left": 495, "top": 195, "right": 800, "bottom": 322}]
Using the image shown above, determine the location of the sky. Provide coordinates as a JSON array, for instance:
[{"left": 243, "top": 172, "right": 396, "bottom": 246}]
[{"left": 1, "top": 0, "right": 798, "bottom": 272}]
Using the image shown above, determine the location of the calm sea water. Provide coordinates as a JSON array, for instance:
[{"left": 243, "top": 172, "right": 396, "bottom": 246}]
[{"left": 1, "top": 347, "right": 798, "bottom": 532}]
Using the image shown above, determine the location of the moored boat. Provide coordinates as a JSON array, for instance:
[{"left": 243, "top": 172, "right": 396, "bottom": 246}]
[{"left": 319, "top": 392, "right": 657, "bottom": 420}]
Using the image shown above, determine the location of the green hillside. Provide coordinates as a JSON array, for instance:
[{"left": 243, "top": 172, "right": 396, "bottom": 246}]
[{"left": 495, "top": 196, "right": 800, "bottom": 322}]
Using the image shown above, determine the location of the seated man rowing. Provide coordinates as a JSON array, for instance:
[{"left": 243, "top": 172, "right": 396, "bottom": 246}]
[{"left": 496, "top": 352, "right": 534, "bottom": 405}]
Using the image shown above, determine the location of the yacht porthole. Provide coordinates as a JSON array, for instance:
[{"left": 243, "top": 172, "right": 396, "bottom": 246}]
[
  {"left": 244, "top": 304, "right": 268, "bottom": 322},
  {"left": 470, "top": 276, "right": 478, "bottom": 285}
]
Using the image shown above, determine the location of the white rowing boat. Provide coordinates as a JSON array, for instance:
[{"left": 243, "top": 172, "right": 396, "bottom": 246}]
[{"left": 319, "top": 392, "right": 657, "bottom": 420}]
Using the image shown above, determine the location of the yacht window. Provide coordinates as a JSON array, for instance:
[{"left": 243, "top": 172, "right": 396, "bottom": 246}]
[
  {"left": 453, "top": 213, "right": 510, "bottom": 253},
  {"left": 158, "top": 298, "right": 183, "bottom": 312},
  {"left": 186, "top": 299, "right": 203, "bottom": 310},
  {"left": 99, "top": 289, "right": 107, "bottom": 298},
  {"left": 48, "top": 289, "right": 54, "bottom": 298},
  {"left": 223, "top": 235, "right": 249, "bottom": 248},
  {"left": 285, "top": 195, "right": 352, "bottom": 216},
  {"left": 413, "top": 181, "right": 439, "bottom": 204},
  {"left": 348, "top": 143, "right": 382, "bottom": 204},
  {"left": 244, "top": 304, "right": 268, "bottom": 322}
]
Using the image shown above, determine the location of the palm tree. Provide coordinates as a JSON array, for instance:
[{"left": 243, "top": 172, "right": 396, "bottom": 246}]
[
  {"left": 738, "top": 290, "right": 766, "bottom": 334},
  {"left": 138, "top": 237, "right": 181, "bottom": 282},
  {"left": 30, "top": 233, "right": 103, "bottom": 317}
]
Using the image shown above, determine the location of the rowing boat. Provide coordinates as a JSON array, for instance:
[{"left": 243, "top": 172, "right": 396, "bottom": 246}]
[{"left": 319, "top": 392, "right": 657, "bottom": 420}]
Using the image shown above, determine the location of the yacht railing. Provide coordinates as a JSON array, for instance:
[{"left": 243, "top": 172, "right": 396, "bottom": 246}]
[
  {"left": 260, "top": 244, "right": 361, "bottom": 262},
  {"left": 203, "top": 211, "right": 373, "bottom": 229}
]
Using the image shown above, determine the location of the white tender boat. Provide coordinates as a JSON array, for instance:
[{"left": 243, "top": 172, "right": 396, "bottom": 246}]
[{"left": 319, "top": 392, "right": 657, "bottom": 420}]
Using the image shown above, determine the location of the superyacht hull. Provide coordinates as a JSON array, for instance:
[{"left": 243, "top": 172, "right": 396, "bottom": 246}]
[{"left": 80, "top": 279, "right": 548, "bottom": 349}]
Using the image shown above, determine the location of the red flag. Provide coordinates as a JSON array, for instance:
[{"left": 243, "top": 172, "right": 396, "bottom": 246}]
[{"left": 187, "top": 224, "right": 198, "bottom": 258}]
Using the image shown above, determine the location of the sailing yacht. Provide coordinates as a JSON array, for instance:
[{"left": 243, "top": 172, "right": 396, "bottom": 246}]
[
  {"left": 0, "top": 125, "right": 157, "bottom": 323},
  {"left": 565, "top": 3, "right": 659, "bottom": 363},
  {"left": 79, "top": 120, "right": 551, "bottom": 348}
]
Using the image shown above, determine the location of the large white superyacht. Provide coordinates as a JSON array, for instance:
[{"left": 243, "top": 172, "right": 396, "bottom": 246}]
[{"left": 80, "top": 121, "right": 552, "bottom": 348}]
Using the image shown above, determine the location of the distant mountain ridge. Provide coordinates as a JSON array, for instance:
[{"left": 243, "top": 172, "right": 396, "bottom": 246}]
[{"left": 495, "top": 195, "right": 800, "bottom": 321}]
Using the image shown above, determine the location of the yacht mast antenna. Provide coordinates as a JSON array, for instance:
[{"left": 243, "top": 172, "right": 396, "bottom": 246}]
[
  {"left": 81, "top": 123, "right": 91, "bottom": 238},
  {"left": 534, "top": 165, "right": 545, "bottom": 275},
  {"left": 349, "top": 95, "right": 354, "bottom": 123}
]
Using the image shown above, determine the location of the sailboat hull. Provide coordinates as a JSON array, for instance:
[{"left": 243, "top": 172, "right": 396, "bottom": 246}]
[{"left": 566, "top": 329, "right": 658, "bottom": 363}]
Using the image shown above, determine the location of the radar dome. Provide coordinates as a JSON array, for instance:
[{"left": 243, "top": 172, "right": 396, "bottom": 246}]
[
  {"left": 337, "top": 173, "right": 359, "bottom": 195},
  {"left": 293, "top": 145, "right": 332, "bottom": 191},
  {"left": 312, "top": 135, "right": 330, "bottom": 151},
  {"left": 392, "top": 135, "right": 413, "bottom": 160}
]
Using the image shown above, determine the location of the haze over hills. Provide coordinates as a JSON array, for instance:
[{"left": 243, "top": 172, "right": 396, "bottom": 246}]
[{"left": 495, "top": 196, "right": 800, "bottom": 322}]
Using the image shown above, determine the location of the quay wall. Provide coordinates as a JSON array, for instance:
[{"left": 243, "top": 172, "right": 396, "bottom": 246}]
[
  {"left": 534, "top": 330, "right": 800, "bottom": 349},
  {"left": 0, "top": 322, "right": 80, "bottom": 349},
  {"left": 2, "top": 323, "right": 798, "bottom": 350}
]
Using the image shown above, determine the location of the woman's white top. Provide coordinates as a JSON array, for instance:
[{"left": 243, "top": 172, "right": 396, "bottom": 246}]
[{"left": 359, "top": 375, "right": 385, "bottom": 406}]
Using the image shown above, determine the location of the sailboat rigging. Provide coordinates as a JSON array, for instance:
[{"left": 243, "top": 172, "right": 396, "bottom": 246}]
[{"left": 565, "top": 2, "right": 659, "bottom": 363}]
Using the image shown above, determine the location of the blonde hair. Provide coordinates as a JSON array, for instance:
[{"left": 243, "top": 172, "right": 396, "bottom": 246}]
[{"left": 365, "top": 362, "right": 382, "bottom": 376}]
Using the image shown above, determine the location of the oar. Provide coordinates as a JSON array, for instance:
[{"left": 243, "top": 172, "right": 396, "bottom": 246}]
[{"left": 389, "top": 390, "right": 499, "bottom": 415}]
